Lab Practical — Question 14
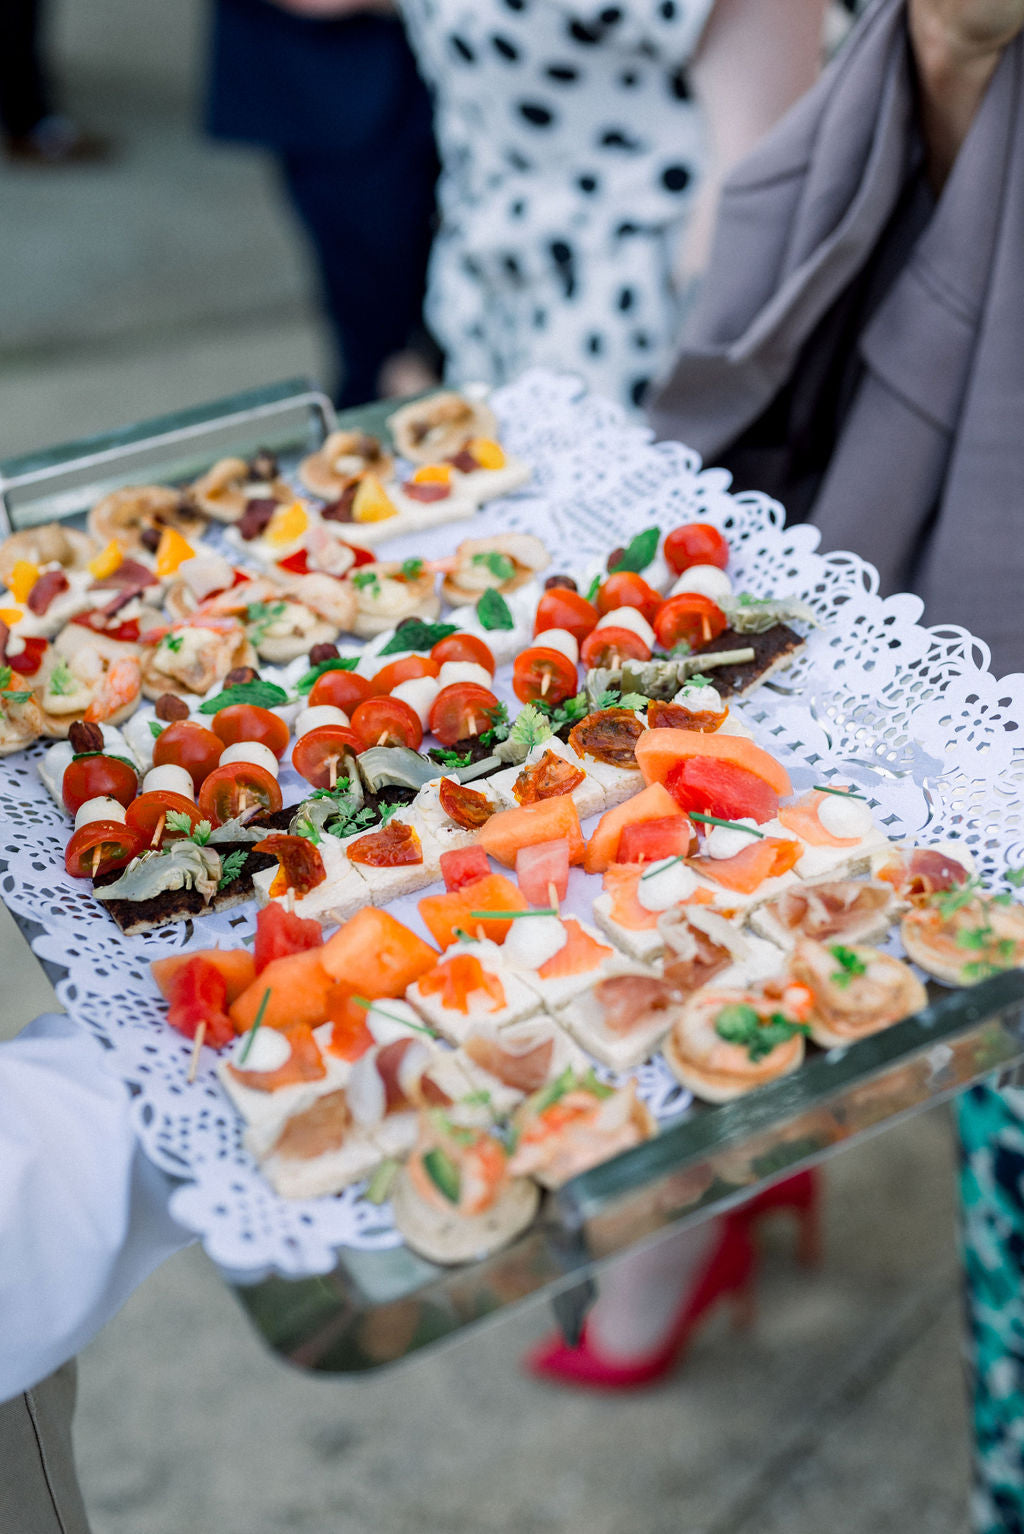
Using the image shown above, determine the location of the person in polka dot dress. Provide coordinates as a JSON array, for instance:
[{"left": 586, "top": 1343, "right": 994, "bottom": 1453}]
[{"left": 399, "top": 0, "right": 825, "bottom": 412}]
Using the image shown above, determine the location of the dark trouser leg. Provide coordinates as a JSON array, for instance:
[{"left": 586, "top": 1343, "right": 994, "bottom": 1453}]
[
  {"left": 0, "top": 1361, "right": 92, "bottom": 1534},
  {"left": 280, "top": 134, "right": 438, "bottom": 409},
  {"left": 0, "top": 0, "right": 51, "bottom": 138}
]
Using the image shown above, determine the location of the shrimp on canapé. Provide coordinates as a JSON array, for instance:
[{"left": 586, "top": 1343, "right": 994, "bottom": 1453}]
[
  {"left": 83, "top": 656, "right": 143, "bottom": 723},
  {"left": 664, "top": 983, "right": 810, "bottom": 1103},
  {"left": 790, "top": 937, "right": 927, "bottom": 1047}
]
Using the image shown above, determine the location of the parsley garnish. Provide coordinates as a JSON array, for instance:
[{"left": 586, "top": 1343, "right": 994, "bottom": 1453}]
[
  {"left": 293, "top": 813, "right": 321, "bottom": 845},
  {"left": 597, "top": 688, "right": 649, "bottom": 710},
  {"left": 932, "top": 877, "right": 981, "bottom": 920},
  {"left": 198, "top": 680, "right": 288, "bottom": 714},
  {"left": 352, "top": 569, "right": 380, "bottom": 594},
  {"left": 714, "top": 1003, "right": 808, "bottom": 1062},
  {"left": 431, "top": 747, "right": 474, "bottom": 768},
  {"left": 829, "top": 945, "right": 867, "bottom": 988},
  {"left": 506, "top": 702, "right": 554, "bottom": 750},
  {"left": 534, "top": 691, "right": 589, "bottom": 729},
  {"left": 608, "top": 526, "right": 660, "bottom": 574},
  {"left": 476, "top": 587, "right": 514, "bottom": 630},
  {"left": 163, "top": 634, "right": 184, "bottom": 653},
  {"left": 245, "top": 600, "right": 287, "bottom": 642},
  {"left": 378, "top": 618, "right": 457, "bottom": 656},
  {"left": 377, "top": 801, "right": 400, "bottom": 827},
  {"left": 0, "top": 662, "right": 32, "bottom": 703},
  {"left": 165, "top": 809, "right": 212, "bottom": 844},
  {"left": 479, "top": 700, "right": 510, "bottom": 745},
  {"left": 48, "top": 658, "right": 75, "bottom": 695},
  {"left": 217, "top": 848, "right": 248, "bottom": 888},
  {"left": 295, "top": 656, "right": 360, "bottom": 694},
  {"left": 400, "top": 557, "right": 425, "bottom": 581},
  {"left": 471, "top": 550, "right": 516, "bottom": 582}
]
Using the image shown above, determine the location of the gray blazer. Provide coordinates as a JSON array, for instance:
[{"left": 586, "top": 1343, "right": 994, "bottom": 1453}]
[{"left": 650, "top": 0, "right": 1024, "bottom": 677}]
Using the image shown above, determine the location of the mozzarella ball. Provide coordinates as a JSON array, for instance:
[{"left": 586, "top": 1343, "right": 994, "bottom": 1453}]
[
  {"left": 142, "top": 764, "right": 196, "bottom": 800},
  {"left": 595, "top": 606, "right": 656, "bottom": 650},
  {"left": 437, "top": 660, "right": 493, "bottom": 691},
  {"left": 670, "top": 564, "right": 733, "bottom": 602},
  {"left": 219, "top": 741, "right": 280, "bottom": 778},
  {"left": 391, "top": 676, "right": 441, "bottom": 728},
  {"left": 74, "top": 796, "right": 129, "bottom": 831},
  {"left": 533, "top": 627, "right": 579, "bottom": 664},
  {"left": 817, "top": 792, "right": 875, "bottom": 840},
  {"left": 295, "top": 704, "right": 349, "bottom": 738}
]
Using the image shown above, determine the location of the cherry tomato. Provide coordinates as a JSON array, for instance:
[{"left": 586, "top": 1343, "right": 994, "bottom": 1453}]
[
  {"left": 580, "top": 625, "right": 651, "bottom": 670},
  {"left": 197, "top": 762, "right": 283, "bottom": 826},
  {"left": 534, "top": 587, "right": 599, "bottom": 644},
  {"left": 308, "top": 668, "right": 373, "bottom": 714},
  {"left": 595, "top": 572, "right": 662, "bottom": 623},
  {"left": 61, "top": 753, "right": 138, "bottom": 816},
  {"left": 653, "top": 594, "right": 728, "bottom": 652},
  {"left": 430, "top": 633, "right": 496, "bottom": 674},
  {"left": 211, "top": 704, "right": 289, "bottom": 759},
  {"left": 65, "top": 820, "right": 145, "bottom": 880},
  {"left": 153, "top": 721, "right": 224, "bottom": 792},
  {"left": 350, "top": 696, "right": 424, "bottom": 752},
  {"left": 370, "top": 655, "right": 439, "bottom": 697},
  {"left": 512, "top": 646, "right": 578, "bottom": 706},
  {"left": 428, "top": 683, "right": 500, "bottom": 748},
  {"left": 291, "top": 724, "right": 365, "bottom": 788},
  {"left": 663, "top": 523, "right": 730, "bottom": 575},
  {"left": 125, "top": 790, "right": 204, "bottom": 847}
]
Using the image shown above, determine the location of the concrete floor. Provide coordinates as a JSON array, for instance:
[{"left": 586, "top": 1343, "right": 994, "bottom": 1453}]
[{"left": 2, "top": 4, "right": 972, "bottom": 1529}]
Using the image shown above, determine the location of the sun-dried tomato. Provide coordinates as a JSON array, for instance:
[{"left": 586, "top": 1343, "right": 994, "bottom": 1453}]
[
  {"left": 438, "top": 776, "right": 496, "bottom": 829},
  {"left": 512, "top": 748, "right": 586, "bottom": 805},
  {"left": 346, "top": 820, "right": 423, "bottom": 867},
  {"left": 646, "top": 699, "right": 727, "bottom": 733},
  {"left": 27, "top": 569, "right": 70, "bottom": 615},
  {"left": 258, "top": 833, "right": 327, "bottom": 895},
  {"left": 568, "top": 707, "right": 645, "bottom": 767},
  {"left": 403, "top": 482, "right": 451, "bottom": 503}
]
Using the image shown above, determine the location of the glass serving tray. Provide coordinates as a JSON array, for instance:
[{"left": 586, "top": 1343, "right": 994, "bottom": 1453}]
[{"left": 3, "top": 377, "right": 1021, "bottom": 1373}]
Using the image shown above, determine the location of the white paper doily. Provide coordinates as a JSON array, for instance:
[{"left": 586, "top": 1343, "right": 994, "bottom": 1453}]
[{"left": 3, "top": 368, "right": 1024, "bottom": 1276}]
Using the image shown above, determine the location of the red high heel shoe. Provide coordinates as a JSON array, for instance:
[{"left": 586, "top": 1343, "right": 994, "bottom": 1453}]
[
  {"left": 526, "top": 1218, "right": 756, "bottom": 1391},
  {"left": 728, "top": 1168, "right": 823, "bottom": 1268}
]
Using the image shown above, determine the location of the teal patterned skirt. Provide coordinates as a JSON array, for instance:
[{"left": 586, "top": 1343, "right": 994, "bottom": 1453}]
[{"left": 958, "top": 1082, "right": 1024, "bottom": 1534}]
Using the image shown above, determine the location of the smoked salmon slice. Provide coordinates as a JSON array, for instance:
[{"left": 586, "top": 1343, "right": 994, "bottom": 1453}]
[
  {"left": 690, "top": 837, "right": 801, "bottom": 893},
  {"left": 538, "top": 919, "right": 613, "bottom": 978},
  {"left": 778, "top": 791, "right": 859, "bottom": 848}
]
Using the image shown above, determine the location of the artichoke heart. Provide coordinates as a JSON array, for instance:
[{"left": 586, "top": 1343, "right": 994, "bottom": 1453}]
[{"left": 94, "top": 841, "right": 222, "bottom": 903}]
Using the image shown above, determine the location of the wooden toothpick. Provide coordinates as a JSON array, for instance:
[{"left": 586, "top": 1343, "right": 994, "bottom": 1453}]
[{"left": 187, "top": 1021, "right": 207, "bottom": 1083}]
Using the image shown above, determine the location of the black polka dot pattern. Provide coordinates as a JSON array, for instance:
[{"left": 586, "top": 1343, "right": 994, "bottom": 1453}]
[{"left": 401, "top": 0, "right": 708, "bottom": 414}]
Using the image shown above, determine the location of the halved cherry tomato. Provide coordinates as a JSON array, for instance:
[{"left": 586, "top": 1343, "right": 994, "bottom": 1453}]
[
  {"left": 512, "top": 646, "right": 578, "bottom": 706},
  {"left": 126, "top": 790, "right": 203, "bottom": 846},
  {"left": 350, "top": 696, "right": 424, "bottom": 751},
  {"left": 534, "top": 587, "right": 599, "bottom": 644},
  {"left": 4, "top": 635, "right": 48, "bottom": 675},
  {"left": 664, "top": 523, "right": 730, "bottom": 575},
  {"left": 430, "top": 633, "right": 495, "bottom": 675},
  {"left": 291, "top": 724, "right": 364, "bottom": 788},
  {"left": 616, "top": 815, "right": 694, "bottom": 864},
  {"left": 653, "top": 594, "right": 728, "bottom": 653},
  {"left": 153, "top": 721, "right": 224, "bottom": 792},
  {"left": 440, "top": 845, "right": 491, "bottom": 893},
  {"left": 211, "top": 703, "right": 289, "bottom": 759},
  {"left": 428, "top": 682, "right": 500, "bottom": 748},
  {"left": 197, "top": 762, "right": 282, "bottom": 826},
  {"left": 595, "top": 572, "right": 662, "bottom": 623},
  {"left": 370, "top": 655, "right": 439, "bottom": 696},
  {"left": 61, "top": 753, "right": 138, "bottom": 816},
  {"left": 65, "top": 820, "right": 145, "bottom": 880},
  {"left": 580, "top": 625, "right": 651, "bottom": 669},
  {"left": 308, "top": 668, "right": 373, "bottom": 713}
]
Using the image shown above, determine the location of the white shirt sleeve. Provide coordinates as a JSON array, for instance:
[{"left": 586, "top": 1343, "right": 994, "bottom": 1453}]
[{"left": 0, "top": 1013, "right": 192, "bottom": 1402}]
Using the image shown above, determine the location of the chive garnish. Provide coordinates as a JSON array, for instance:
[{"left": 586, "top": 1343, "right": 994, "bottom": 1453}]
[
  {"left": 351, "top": 995, "right": 435, "bottom": 1037},
  {"left": 812, "top": 784, "right": 867, "bottom": 800},
  {"left": 688, "top": 813, "right": 764, "bottom": 838},
  {"left": 469, "top": 907, "right": 558, "bottom": 919},
  {"left": 237, "top": 988, "right": 271, "bottom": 1065},
  {"left": 640, "top": 854, "right": 687, "bottom": 881}
]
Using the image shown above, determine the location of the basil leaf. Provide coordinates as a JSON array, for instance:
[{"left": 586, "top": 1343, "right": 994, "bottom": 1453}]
[
  {"left": 295, "top": 656, "right": 360, "bottom": 694},
  {"left": 198, "top": 680, "right": 289, "bottom": 714},
  {"left": 609, "top": 526, "right": 660, "bottom": 574},
  {"left": 149, "top": 720, "right": 165, "bottom": 739},
  {"left": 477, "top": 588, "right": 514, "bottom": 631},
  {"left": 378, "top": 619, "right": 457, "bottom": 656}
]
